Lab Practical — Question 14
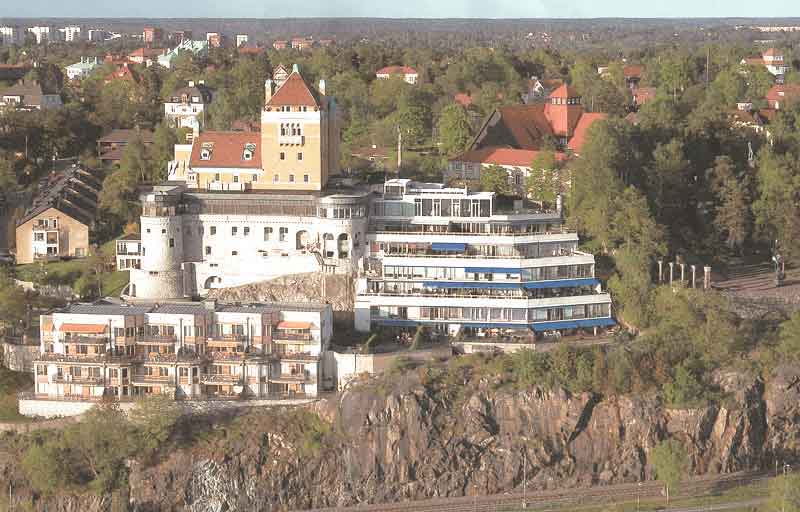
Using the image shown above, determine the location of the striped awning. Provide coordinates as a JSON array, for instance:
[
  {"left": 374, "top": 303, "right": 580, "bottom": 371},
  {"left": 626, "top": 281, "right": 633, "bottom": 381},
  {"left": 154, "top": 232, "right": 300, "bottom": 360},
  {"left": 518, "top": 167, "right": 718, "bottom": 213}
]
[
  {"left": 277, "top": 321, "right": 312, "bottom": 330},
  {"left": 524, "top": 278, "right": 600, "bottom": 289},
  {"left": 60, "top": 323, "right": 107, "bottom": 334}
]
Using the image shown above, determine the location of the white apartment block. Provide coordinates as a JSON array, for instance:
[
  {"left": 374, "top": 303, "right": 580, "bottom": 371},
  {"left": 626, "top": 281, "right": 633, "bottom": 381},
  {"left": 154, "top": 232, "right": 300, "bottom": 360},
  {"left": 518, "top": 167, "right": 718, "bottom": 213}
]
[
  {"left": 0, "top": 26, "right": 22, "bottom": 45},
  {"left": 236, "top": 34, "right": 249, "bottom": 47},
  {"left": 126, "top": 184, "right": 369, "bottom": 300},
  {"left": 354, "top": 180, "right": 614, "bottom": 346},
  {"left": 28, "top": 26, "right": 59, "bottom": 44},
  {"left": 59, "top": 26, "right": 82, "bottom": 42},
  {"left": 31, "top": 301, "right": 332, "bottom": 404},
  {"left": 116, "top": 234, "right": 142, "bottom": 270}
]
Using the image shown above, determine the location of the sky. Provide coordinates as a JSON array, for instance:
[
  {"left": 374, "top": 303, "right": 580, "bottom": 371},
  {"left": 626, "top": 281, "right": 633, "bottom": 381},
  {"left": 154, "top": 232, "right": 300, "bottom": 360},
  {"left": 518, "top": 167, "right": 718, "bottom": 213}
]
[{"left": 1, "top": 0, "right": 799, "bottom": 19}]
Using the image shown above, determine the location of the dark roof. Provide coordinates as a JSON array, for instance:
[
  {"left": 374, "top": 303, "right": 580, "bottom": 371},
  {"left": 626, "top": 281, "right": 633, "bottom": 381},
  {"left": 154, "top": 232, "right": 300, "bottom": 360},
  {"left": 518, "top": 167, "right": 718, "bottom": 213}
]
[
  {"left": 98, "top": 129, "right": 155, "bottom": 145},
  {"left": 168, "top": 83, "right": 212, "bottom": 104},
  {"left": 149, "top": 303, "right": 212, "bottom": 315},
  {"left": 0, "top": 80, "right": 58, "bottom": 107},
  {"left": 62, "top": 303, "right": 153, "bottom": 316},
  {"left": 17, "top": 164, "right": 102, "bottom": 227}
]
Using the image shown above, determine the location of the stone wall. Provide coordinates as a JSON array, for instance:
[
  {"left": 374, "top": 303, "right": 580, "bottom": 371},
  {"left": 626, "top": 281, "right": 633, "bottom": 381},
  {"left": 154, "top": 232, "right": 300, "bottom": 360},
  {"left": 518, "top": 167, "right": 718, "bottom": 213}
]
[{"left": 1, "top": 342, "right": 39, "bottom": 372}]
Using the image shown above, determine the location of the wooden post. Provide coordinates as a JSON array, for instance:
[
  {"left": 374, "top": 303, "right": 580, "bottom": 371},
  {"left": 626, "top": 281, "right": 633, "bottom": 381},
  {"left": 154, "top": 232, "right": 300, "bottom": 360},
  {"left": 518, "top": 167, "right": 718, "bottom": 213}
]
[
  {"left": 680, "top": 263, "right": 685, "bottom": 285},
  {"left": 658, "top": 260, "right": 663, "bottom": 283},
  {"left": 691, "top": 265, "right": 696, "bottom": 288},
  {"left": 704, "top": 265, "right": 711, "bottom": 290},
  {"left": 669, "top": 262, "right": 674, "bottom": 285}
]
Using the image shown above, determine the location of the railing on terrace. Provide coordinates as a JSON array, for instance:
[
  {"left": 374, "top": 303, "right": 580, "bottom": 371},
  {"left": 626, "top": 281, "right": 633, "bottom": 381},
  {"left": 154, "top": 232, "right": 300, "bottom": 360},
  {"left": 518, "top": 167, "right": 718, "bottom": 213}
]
[
  {"left": 131, "top": 374, "right": 172, "bottom": 384},
  {"left": 19, "top": 392, "right": 135, "bottom": 403},
  {"left": 270, "top": 372, "right": 313, "bottom": 383},
  {"left": 138, "top": 335, "right": 178, "bottom": 344},
  {"left": 272, "top": 332, "right": 313, "bottom": 342},
  {"left": 207, "top": 335, "right": 248, "bottom": 343},
  {"left": 369, "top": 227, "right": 574, "bottom": 237},
  {"left": 52, "top": 375, "right": 104, "bottom": 384},
  {"left": 201, "top": 374, "right": 243, "bottom": 384},
  {"left": 379, "top": 250, "right": 578, "bottom": 259}
]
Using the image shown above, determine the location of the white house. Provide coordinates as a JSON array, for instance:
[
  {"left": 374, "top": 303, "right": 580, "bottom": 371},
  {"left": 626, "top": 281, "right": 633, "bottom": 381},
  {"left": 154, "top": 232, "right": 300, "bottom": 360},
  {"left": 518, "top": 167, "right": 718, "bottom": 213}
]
[{"left": 376, "top": 65, "right": 419, "bottom": 85}]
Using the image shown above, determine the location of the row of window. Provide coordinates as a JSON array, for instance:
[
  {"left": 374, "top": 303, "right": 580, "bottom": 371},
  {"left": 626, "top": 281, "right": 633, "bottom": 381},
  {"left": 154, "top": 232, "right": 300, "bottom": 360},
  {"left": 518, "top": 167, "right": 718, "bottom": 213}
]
[
  {"left": 209, "top": 171, "right": 310, "bottom": 184},
  {"left": 381, "top": 263, "right": 593, "bottom": 281},
  {"left": 370, "top": 303, "right": 611, "bottom": 322}
]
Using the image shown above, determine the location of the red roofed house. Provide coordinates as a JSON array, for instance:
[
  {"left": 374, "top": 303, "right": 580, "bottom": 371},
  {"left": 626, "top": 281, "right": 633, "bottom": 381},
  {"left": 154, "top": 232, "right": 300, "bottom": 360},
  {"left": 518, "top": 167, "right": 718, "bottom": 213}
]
[
  {"left": 376, "top": 66, "right": 418, "bottom": 85},
  {"left": 633, "top": 86, "right": 657, "bottom": 107},
  {"left": 446, "top": 84, "right": 607, "bottom": 196},
  {"left": 104, "top": 62, "right": 139, "bottom": 85},
  {"left": 187, "top": 131, "right": 262, "bottom": 191},
  {"left": 741, "top": 48, "right": 789, "bottom": 76},
  {"left": 766, "top": 83, "right": 800, "bottom": 110},
  {"left": 128, "top": 47, "right": 164, "bottom": 66}
]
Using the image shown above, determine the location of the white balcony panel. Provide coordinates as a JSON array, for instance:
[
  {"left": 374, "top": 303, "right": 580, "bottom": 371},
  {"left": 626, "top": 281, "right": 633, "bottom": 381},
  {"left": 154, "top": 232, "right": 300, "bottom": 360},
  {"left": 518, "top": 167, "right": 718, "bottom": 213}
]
[{"left": 355, "top": 293, "right": 612, "bottom": 309}]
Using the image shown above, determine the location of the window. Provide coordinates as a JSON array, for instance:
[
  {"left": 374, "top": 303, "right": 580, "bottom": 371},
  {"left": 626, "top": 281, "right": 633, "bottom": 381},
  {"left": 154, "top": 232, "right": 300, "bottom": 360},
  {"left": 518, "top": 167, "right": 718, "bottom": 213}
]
[
  {"left": 34, "top": 233, "right": 44, "bottom": 242},
  {"left": 210, "top": 226, "right": 217, "bottom": 235},
  {"left": 289, "top": 174, "right": 295, "bottom": 183},
  {"left": 52, "top": 219, "right": 58, "bottom": 228},
  {"left": 205, "top": 246, "right": 211, "bottom": 255},
  {"left": 232, "top": 251, "right": 238, "bottom": 256},
  {"left": 232, "top": 227, "right": 238, "bottom": 236},
  {"left": 273, "top": 174, "right": 279, "bottom": 183},
  {"left": 280, "top": 152, "right": 286, "bottom": 160},
  {"left": 169, "top": 238, "right": 174, "bottom": 248},
  {"left": 279, "top": 227, "right": 288, "bottom": 242},
  {"left": 162, "top": 229, "right": 166, "bottom": 234},
  {"left": 252, "top": 174, "right": 258, "bottom": 182},
  {"left": 244, "top": 227, "right": 250, "bottom": 236},
  {"left": 297, "top": 152, "right": 303, "bottom": 161},
  {"left": 264, "top": 227, "right": 272, "bottom": 240},
  {"left": 214, "top": 173, "right": 220, "bottom": 181},
  {"left": 233, "top": 175, "right": 239, "bottom": 183},
  {"left": 304, "top": 174, "right": 309, "bottom": 183}
]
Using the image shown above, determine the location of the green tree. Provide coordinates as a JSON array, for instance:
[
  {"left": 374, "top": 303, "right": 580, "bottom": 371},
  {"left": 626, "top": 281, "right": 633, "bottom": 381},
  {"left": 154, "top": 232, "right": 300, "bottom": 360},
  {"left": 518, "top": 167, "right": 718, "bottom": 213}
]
[
  {"left": 0, "top": 270, "right": 27, "bottom": 334},
  {"left": 766, "top": 473, "right": 800, "bottom": 512},
  {"left": 149, "top": 123, "right": 179, "bottom": 182},
  {"left": 663, "top": 362, "right": 705, "bottom": 407},
  {"left": 21, "top": 438, "right": 68, "bottom": 496},
  {"left": 480, "top": 165, "right": 511, "bottom": 195},
  {"left": 752, "top": 150, "right": 800, "bottom": 259},
  {"left": 650, "top": 439, "right": 689, "bottom": 503},
  {"left": 437, "top": 104, "right": 472, "bottom": 157},
  {"left": 0, "top": 152, "right": 16, "bottom": 190},
  {"left": 526, "top": 150, "right": 561, "bottom": 205},
  {"left": 777, "top": 312, "right": 800, "bottom": 363},
  {"left": 411, "top": 325, "right": 427, "bottom": 350},
  {"left": 710, "top": 156, "right": 750, "bottom": 252},
  {"left": 129, "top": 394, "right": 181, "bottom": 460}
]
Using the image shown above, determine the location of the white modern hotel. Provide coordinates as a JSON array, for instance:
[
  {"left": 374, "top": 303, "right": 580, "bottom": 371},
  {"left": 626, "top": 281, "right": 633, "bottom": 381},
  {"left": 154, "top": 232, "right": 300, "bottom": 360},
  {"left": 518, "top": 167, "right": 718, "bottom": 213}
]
[{"left": 354, "top": 179, "right": 614, "bottom": 344}]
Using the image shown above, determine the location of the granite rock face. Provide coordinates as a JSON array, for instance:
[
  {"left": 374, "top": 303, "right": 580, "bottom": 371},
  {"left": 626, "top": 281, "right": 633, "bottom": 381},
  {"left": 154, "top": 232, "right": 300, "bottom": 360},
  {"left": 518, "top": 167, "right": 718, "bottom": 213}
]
[{"left": 3, "top": 366, "right": 799, "bottom": 511}]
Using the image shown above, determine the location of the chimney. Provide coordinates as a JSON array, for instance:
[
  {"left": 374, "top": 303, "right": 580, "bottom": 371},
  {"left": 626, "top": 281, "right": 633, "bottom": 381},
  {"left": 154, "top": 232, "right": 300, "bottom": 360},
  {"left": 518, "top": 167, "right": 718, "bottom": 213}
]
[
  {"left": 318, "top": 78, "right": 326, "bottom": 96},
  {"left": 188, "top": 80, "right": 195, "bottom": 87},
  {"left": 292, "top": 63, "right": 299, "bottom": 73},
  {"left": 264, "top": 79, "right": 273, "bottom": 104}
]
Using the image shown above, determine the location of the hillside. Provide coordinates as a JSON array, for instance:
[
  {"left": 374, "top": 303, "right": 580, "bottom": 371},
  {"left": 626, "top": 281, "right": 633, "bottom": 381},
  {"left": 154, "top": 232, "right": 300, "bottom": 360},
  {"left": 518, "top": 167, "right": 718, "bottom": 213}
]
[{"left": 2, "top": 354, "right": 799, "bottom": 511}]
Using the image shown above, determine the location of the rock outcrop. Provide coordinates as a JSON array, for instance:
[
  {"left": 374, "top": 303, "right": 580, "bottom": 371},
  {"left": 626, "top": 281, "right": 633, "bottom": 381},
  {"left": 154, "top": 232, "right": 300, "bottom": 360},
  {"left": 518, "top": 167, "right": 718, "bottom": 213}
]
[{"left": 3, "top": 365, "right": 800, "bottom": 511}]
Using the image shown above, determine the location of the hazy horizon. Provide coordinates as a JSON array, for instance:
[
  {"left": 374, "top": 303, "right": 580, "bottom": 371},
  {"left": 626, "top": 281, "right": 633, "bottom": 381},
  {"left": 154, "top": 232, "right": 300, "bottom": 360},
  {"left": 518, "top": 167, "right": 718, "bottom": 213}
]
[{"left": 1, "top": 0, "right": 800, "bottom": 20}]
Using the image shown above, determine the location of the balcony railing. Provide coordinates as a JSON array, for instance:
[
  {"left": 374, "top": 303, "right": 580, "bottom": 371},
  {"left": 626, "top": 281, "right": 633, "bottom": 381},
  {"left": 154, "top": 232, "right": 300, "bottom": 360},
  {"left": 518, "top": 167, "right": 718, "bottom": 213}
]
[
  {"left": 138, "top": 335, "right": 178, "bottom": 344},
  {"left": 278, "top": 134, "right": 303, "bottom": 145},
  {"left": 131, "top": 374, "right": 172, "bottom": 384},
  {"left": 201, "top": 374, "right": 242, "bottom": 385},
  {"left": 52, "top": 375, "right": 104, "bottom": 384},
  {"left": 270, "top": 351, "right": 319, "bottom": 361},
  {"left": 269, "top": 372, "right": 313, "bottom": 383},
  {"left": 369, "top": 226, "right": 574, "bottom": 237},
  {"left": 272, "top": 332, "right": 313, "bottom": 342}
]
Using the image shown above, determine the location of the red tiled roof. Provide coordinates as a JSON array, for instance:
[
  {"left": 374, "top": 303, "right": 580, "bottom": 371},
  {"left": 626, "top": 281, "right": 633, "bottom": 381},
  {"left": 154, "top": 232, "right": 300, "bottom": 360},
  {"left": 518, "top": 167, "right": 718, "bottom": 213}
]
[
  {"left": 567, "top": 113, "right": 608, "bottom": 153},
  {"left": 267, "top": 71, "right": 319, "bottom": 108},
  {"left": 60, "top": 323, "right": 107, "bottom": 334},
  {"left": 489, "top": 105, "right": 556, "bottom": 150},
  {"left": 633, "top": 86, "right": 657, "bottom": 106},
  {"left": 623, "top": 65, "right": 644, "bottom": 79},
  {"left": 189, "top": 131, "right": 261, "bottom": 169},
  {"left": 766, "top": 83, "right": 800, "bottom": 102},
  {"left": 759, "top": 108, "right": 778, "bottom": 121},
  {"left": 763, "top": 48, "right": 782, "bottom": 57},
  {"left": 129, "top": 47, "right": 162, "bottom": 59},
  {"left": 743, "top": 57, "right": 766, "bottom": 67},
  {"left": 451, "top": 146, "right": 568, "bottom": 167},
  {"left": 548, "top": 84, "right": 580, "bottom": 99},
  {"left": 376, "top": 65, "right": 418, "bottom": 76},
  {"left": 454, "top": 93, "right": 473, "bottom": 107}
]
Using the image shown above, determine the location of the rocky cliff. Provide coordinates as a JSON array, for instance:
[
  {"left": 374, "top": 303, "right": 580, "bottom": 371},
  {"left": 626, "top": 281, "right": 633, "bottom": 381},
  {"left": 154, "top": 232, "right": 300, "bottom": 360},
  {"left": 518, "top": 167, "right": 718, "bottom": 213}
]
[{"left": 3, "top": 363, "right": 800, "bottom": 512}]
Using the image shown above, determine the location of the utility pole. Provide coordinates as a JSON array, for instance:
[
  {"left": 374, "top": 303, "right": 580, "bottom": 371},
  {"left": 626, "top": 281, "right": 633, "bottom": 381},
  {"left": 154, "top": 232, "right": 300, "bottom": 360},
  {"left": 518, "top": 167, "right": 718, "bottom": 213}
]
[{"left": 396, "top": 126, "right": 403, "bottom": 171}]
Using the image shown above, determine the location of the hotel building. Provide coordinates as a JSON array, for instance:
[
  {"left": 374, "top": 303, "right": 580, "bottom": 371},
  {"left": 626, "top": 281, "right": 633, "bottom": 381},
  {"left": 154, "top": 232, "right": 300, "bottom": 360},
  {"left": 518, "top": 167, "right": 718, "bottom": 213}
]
[
  {"left": 32, "top": 301, "right": 332, "bottom": 403},
  {"left": 354, "top": 180, "right": 614, "bottom": 343}
]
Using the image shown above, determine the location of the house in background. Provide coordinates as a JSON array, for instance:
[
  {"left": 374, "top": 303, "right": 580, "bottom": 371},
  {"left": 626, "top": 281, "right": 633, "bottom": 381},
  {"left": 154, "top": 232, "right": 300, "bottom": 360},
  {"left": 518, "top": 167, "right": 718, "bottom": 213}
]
[
  {"left": 272, "top": 40, "right": 288, "bottom": 50},
  {"left": 446, "top": 84, "right": 607, "bottom": 191},
  {"left": 128, "top": 47, "right": 164, "bottom": 66},
  {"left": 97, "top": 129, "right": 155, "bottom": 165},
  {"left": 116, "top": 233, "right": 142, "bottom": 270},
  {"left": 0, "top": 80, "right": 62, "bottom": 110},
  {"left": 15, "top": 164, "right": 102, "bottom": 264},
  {"left": 157, "top": 39, "right": 208, "bottom": 69},
  {"left": 376, "top": 66, "right": 419, "bottom": 85},
  {"left": 766, "top": 83, "right": 800, "bottom": 110},
  {"left": 741, "top": 48, "right": 790, "bottom": 77},
  {"left": 65, "top": 57, "right": 100, "bottom": 81},
  {"left": 104, "top": 62, "right": 139, "bottom": 85},
  {"left": 164, "top": 81, "right": 212, "bottom": 135}
]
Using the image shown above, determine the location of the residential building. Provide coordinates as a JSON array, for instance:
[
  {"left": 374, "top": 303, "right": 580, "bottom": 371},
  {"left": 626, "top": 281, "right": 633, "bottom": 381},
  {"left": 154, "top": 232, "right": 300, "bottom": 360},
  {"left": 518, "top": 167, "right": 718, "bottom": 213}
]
[
  {"left": 272, "top": 64, "right": 289, "bottom": 88},
  {"left": 354, "top": 179, "right": 614, "bottom": 347},
  {"left": 65, "top": 57, "right": 100, "bottom": 81},
  {"left": 290, "top": 37, "right": 313, "bottom": 50},
  {"left": 184, "top": 131, "right": 261, "bottom": 191},
  {"left": 164, "top": 81, "right": 212, "bottom": 134},
  {"left": 87, "top": 29, "right": 112, "bottom": 42},
  {"left": 28, "top": 26, "right": 58, "bottom": 44},
  {"left": 104, "top": 62, "right": 139, "bottom": 85},
  {"left": 128, "top": 47, "right": 164, "bottom": 66},
  {"left": 143, "top": 27, "right": 163, "bottom": 45},
  {"left": 446, "top": 85, "right": 607, "bottom": 189},
  {"left": 29, "top": 300, "right": 332, "bottom": 406},
  {"left": 236, "top": 34, "right": 249, "bottom": 47},
  {"left": 15, "top": 164, "right": 102, "bottom": 264},
  {"left": 0, "top": 79, "right": 62, "bottom": 110},
  {"left": 206, "top": 32, "right": 224, "bottom": 48},
  {"left": 633, "top": 86, "right": 657, "bottom": 108},
  {"left": 116, "top": 234, "right": 142, "bottom": 270},
  {"left": 376, "top": 65, "right": 419, "bottom": 85},
  {"left": 273, "top": 40, "right": 288, "bottom": 50},
  {"left": 0, "top": 26, "right": 22, "bottom": 45},
  {"left": 157, "top": 39, "right": 208, "bottom": 69},
  {"left": 169, "top": 30, "right": 192, "bottom": 43},
  {"left": 766, "top": 83, "right": 800, "bottom": 110},
  {"left": 741, "top": 48, "right": 790, "bottom": 76},
  {"left": 97, "top": 129, "right": 155, "bottom": 165},
  {"left": 0, "top": 62, "right": 32, "bottom": 82},
  {"left": 59, "top": 26, "right": 82, "bottom": 42}
]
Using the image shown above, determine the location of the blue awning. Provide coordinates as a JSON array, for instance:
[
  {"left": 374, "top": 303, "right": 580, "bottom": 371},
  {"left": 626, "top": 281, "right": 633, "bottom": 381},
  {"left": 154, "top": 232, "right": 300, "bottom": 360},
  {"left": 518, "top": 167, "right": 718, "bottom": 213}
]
[
  {"left": 464, "top": 267, "right": 522, "bottom": 274},
  {"left": 575, "top": 317, "right": 616, "bottom": 328},
  {"left": 423, "top": 281, "right": 522, "bottom": 289},
  {"left": 524, "top": 278, "right": 599, "bottom": 289},
  {"left": 431, "top": 242, "right": 466, "bottom": 252},
  {"left": 373, "top": 319, "right": 419, "bottom": 327}
]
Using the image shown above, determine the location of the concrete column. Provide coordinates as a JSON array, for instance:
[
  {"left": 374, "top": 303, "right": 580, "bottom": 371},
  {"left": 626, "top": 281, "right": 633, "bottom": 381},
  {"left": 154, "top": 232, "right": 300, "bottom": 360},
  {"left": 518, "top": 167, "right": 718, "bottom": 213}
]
[
  {"left": 669, "top": 262, "right": 674, "bottom": 285},
  {"left": 691, "top": 265, "right": 696, "bottom": 288},
  {"left": 658, "top": 260, "right": 664, "bottom": 283},
  {"left": 680, "top": 263, "right": 685, "bottom": 285},
  {"left": 704, "top": 266, "right": 711, "bottom": 290}
]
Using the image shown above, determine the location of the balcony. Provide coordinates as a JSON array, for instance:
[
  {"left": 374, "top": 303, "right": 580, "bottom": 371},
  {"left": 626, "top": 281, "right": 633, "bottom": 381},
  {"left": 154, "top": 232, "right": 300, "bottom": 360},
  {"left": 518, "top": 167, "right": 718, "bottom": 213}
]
[
  {"left": 278, "top": 134, "right": 303, "bottom": 145},
  {"left": 272, "top": 331, "right": 313, "bottom": 342},
  {"left": 131, "top": 374, "right": 172, "bottom": 385},
  {"left": 270, "top": 351, "right": 319, "bottom": 362},
  {"left": 138, "top": 335, "right": 178, "bottom": 345},
  {"left": 52, "top": 374, "right": 104, "bottom": 385},
  {"left": 63, "top": 336, "right": 109, "bottom": 345},
  {"left": 200, "top": 374, "right": 242, "bottom": 385},
  {"left": 269, "top": 371, "right": 314, "bottom": 384}
]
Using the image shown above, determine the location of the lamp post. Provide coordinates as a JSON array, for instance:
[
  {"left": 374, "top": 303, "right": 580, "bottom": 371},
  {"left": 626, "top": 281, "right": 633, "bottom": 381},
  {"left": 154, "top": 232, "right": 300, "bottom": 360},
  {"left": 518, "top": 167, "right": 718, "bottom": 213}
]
[{"left": 637, "top": 481, "right": 642, "bottom": 512}]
